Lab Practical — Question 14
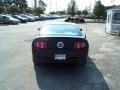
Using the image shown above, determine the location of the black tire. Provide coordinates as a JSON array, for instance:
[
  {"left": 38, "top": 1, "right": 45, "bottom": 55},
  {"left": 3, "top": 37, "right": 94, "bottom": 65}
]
[
  {"left": 33, "top": 57, "right": 44, "bottom": 65},
  {"left": 10, "top": 21, "right": 13, "bottom": 25},
  {"left": 81, "top": 61, "right": 87, "bottom": 66},
  {"left": 79, "top": 58, "right": 87, "bottom": 66},
  {"left": 32, "top": 57, "right": 38, "bottom": 65},
  {"left": 33, "top": 60, "right": 38, "bottom": 65}
]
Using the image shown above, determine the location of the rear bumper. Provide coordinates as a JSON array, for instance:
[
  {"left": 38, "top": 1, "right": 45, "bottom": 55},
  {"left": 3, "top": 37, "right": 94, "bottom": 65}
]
[
  {"left": 33, "top": 56, "right": 87, "bottom": 64},
  {"left": 32, "top": 47, "right": 88, "bottom": 64}
]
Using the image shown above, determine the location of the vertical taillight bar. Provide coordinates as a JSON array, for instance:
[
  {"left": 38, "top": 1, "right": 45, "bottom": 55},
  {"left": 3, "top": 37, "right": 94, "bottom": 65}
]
[
  {"left": 34, "top": 41, "right": 47, "bottom": 48},
  {"left": 74, "top": 42, "right": 86, "bottom": 49}
]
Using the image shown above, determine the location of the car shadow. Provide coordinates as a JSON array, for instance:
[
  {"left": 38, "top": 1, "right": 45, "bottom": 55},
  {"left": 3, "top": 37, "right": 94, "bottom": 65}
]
[
  {"left": 0, "top": 24, "right": 10, "bottom": 26},
  {"left": 0, "top": 23, "right": 19, "bottom": 26},
  {"left": 34, "top": 57, "right": 109, "bottom": 90}
]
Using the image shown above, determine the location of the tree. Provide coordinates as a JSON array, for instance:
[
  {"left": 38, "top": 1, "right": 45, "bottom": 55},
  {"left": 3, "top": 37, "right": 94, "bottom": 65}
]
[
  {"left": 12, "top": 0, "right": 28, "bottom": 11},
  {"left": 76, "top": 10, "right": 81, "bottom": 15},
  {"left": 0, "top": 6, "right": 5, "bottom": 13},
  {"left": 38, "top": 0, "right": 46, "bottom": 10},
  {"left": 0, "top": 0, "right": 4, "bottom": 6},
  {"left": 3, "top": 0, "right": 12, "bottom": 8},
  {"left": 67, "top": 0, "right": 78, "bottom": 16},
  {"left": 25, "top": 7, "right": 34, "bottom": 13},
  {"left": 6, "top": 5, "right": 20, "bottom": 14},
  {"left": 93, "top": 1, "right": 105, "bottom": 19},
  {"left": 0, "top": 0, "right": 5, "bottom": 13},
  {"left": 81, "top": 10, "right": 88, "bottom": 16},
  {"left": 3, "top": 0, "right": 28, "bottom": 11},
  {"left": 34, "top": 7, "right": 44, "bottom": 14}
]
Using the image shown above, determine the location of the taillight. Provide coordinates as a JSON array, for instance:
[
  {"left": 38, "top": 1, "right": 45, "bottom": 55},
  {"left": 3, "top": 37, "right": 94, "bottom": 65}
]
[
  {"left": 74, "top": 42, "right": 86, "bottom": 49},
  {"left": 34, "top": 41, "right": 47, "bottom": 48}
]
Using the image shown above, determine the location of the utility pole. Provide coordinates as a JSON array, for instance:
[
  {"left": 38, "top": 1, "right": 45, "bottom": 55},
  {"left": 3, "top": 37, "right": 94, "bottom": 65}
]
[
  {"left": 50, "top": 0, "right": 51, "bottom": 12},
  {"left": 56, "top": 0, "right": 57, "bottom": 12},
  {"left": 34, "top": 0, "right": 37, "bottom": 7},
  {"left": 31, "top": 0, "right": 33, "bottom": 7}
]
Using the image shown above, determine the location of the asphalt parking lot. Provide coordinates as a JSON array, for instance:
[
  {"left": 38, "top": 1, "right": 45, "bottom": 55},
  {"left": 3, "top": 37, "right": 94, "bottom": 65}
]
[{"left": 0, "top": 19, "right": 120, "bottom": 90}]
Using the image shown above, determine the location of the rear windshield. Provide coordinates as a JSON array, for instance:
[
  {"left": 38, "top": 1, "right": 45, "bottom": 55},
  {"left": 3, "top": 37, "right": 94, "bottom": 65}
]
[{"left": 40, "top": 24, "right": 81, "bottom": 36}]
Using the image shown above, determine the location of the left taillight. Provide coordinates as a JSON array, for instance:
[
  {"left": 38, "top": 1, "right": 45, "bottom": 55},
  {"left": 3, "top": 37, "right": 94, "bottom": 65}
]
[
  {"left": 34, "top": 41, "right": 47, "bottom": 48},
  {"left": 74, "top": 42, "right": 86, "bottom": 49}
]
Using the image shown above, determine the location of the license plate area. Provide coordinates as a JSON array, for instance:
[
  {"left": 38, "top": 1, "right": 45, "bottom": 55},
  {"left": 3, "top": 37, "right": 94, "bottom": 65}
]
[{"left": 54, "top": 54, "right": 66, "bottom": 60}]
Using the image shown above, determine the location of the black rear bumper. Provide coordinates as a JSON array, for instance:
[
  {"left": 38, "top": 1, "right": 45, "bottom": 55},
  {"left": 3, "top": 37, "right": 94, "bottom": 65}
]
[
  {"left": 32, "top": 50, "right": 88, "bottom": 64},
  {"left": 33, "top": 56, "right": 87, "bottom": 64}
]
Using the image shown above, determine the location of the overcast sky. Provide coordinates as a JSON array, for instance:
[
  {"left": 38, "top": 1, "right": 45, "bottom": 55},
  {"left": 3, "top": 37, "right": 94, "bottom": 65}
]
[{"left": 27, "top": 0, "right": 120, "bottom": 12}]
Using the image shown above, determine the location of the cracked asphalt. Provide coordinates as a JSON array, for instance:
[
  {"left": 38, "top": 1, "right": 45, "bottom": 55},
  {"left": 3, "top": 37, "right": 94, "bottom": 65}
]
[{"left": 0, "top": 19, "right": 120, "bottom": 90}]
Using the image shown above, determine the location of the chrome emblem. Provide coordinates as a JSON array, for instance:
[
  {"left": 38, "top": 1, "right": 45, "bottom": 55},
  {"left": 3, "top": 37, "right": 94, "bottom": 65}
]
[{"left": 57, "top": 42, "right": 64, "bottom": 49}]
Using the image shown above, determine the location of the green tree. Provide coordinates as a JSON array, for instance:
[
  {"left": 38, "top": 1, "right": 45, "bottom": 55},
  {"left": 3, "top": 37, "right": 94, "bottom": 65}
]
[
  {"left": 34, "top": 7, "right": 44, "bottom": 14},
  {"left": 3, "top": 0, "right": 12, "bottom": 8},
  {"left": 12, "top": 0, "right": 28, "bottom": 11},
  {"left": 67, "top": 0, "right": 78, "bottom": 16},
  {"left": 3, "top": 0, "right": 28, "bottom": 11},
  {"left": 93, "top": 1, "right": 105, "bottom": 19},
  {"left": 6, "top": 5, "right": 20, "bottom": 14},
  {"left": 25, "top": 7, "right": 34, "bottom": 13}
]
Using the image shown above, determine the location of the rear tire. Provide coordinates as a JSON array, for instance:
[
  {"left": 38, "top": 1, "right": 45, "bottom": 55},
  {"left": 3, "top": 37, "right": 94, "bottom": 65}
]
[
  {"left": 33, "top": 61, "right": 38, "bottom": 65},
  {"left": 81, "top": 61, "right": 87, "bottom": 66},
  {"left": 79, "top": 58, "right": 87, "bottom": 66},
  {"left": 33, "top": 57, "right": 39, "bottom": 65}
]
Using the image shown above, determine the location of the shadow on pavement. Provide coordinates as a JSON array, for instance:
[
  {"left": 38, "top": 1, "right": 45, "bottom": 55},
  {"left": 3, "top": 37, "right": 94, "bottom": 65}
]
[
  {"left": 0, "top": 24, "right": 10, "bottom": 26},
  {"left": 34, "top": 57, "right": 109, "bottom": 90}
]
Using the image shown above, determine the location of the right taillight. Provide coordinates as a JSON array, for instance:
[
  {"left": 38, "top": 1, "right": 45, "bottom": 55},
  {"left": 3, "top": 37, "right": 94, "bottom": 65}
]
[
  {"left": 74, "top": 42, "right": 86, "bottom": 49},
  {"left": 34, "top": 41, "right": 47, "bottom": 48}
]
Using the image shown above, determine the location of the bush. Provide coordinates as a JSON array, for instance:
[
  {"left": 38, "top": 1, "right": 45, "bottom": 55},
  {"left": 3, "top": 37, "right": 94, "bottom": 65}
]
[
  {"left": 25, "top": 7, "right": 34, "bottom": 13},
  {"left": 6, "top": 5, "right": 20, "bottom": 14},
  {"left": 34, "top": 7, "right": 44, "bottom": 14}
]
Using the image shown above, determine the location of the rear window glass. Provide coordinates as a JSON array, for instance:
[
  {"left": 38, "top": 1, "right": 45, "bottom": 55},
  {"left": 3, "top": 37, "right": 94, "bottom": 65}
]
[{"left": 40, "top": 24, "right": 81, "bottom": 36}]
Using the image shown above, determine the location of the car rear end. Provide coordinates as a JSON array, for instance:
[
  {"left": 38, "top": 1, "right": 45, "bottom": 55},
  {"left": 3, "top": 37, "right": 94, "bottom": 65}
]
[{"left": 32, "top": 37, "right": 89, "bottom": 64}]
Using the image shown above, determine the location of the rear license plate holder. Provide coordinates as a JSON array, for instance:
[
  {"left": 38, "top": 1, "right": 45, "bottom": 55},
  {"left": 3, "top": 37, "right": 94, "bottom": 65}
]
[{"left": 54, "top": 54, "right": 66, "bottom": 60}]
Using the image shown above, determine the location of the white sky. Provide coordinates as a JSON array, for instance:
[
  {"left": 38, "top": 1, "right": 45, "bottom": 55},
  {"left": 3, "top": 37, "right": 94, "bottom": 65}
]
[{"left": 27, "top": 0, "right": 120, "bottom": 12}]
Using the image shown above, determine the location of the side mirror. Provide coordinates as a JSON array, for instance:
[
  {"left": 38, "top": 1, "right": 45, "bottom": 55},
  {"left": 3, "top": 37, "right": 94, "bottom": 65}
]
[
  {"left": 37, "top": 28, "right": 41, "bottom": 31},
  {"left": 80, "top": 28, "right": 83, "bottom": 31}
]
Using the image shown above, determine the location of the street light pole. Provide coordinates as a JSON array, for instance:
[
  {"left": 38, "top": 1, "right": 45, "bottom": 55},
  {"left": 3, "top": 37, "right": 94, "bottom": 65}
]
[
  {"left": 50, "top": 0, "right": 51, "bottom": 12},
  {"left": 34, "top": 0, "right": 37, "bottom": 7},
  {"left": 56, "top": 0, "right": 57, "bottom": 12}
]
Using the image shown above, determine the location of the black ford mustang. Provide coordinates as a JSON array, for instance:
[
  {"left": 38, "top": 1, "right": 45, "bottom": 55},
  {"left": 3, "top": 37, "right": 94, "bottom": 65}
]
[{"left": 32, "top": 22, "right": 89, "bottom": 65}]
